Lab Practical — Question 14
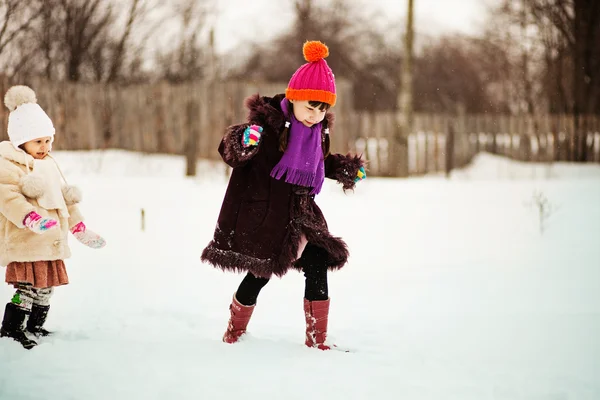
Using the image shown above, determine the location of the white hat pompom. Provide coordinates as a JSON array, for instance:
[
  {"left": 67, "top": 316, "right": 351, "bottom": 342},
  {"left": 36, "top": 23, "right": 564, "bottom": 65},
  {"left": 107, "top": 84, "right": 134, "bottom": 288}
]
[{"left": 4, "top": 85, "right": 37, "bottom": 112}]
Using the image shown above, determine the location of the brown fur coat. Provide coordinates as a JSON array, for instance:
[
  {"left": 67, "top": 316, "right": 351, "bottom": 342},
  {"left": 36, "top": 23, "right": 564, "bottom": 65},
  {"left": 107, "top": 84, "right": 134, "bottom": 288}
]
[{"left": 201, "top": 94, "right": 364, "bottom": 278}]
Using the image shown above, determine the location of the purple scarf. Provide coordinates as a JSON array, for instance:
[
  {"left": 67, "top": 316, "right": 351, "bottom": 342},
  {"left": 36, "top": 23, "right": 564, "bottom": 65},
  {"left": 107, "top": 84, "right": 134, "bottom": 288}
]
[{"left": 270, "top": 98, "right": 325, "bottom": 195}]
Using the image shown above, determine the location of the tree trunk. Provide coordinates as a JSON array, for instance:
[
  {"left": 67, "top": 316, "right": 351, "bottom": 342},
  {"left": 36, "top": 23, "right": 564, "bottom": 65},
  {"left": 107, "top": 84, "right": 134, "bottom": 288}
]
[{"left": 572, "top": 0, "right": 600, "bottom": 161}]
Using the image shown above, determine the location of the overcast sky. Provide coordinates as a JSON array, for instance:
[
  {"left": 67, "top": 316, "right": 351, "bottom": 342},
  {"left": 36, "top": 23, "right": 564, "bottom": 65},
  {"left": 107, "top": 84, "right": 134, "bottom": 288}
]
[{"left": 211, "top": 0, "right": 498, "bottom": 54}]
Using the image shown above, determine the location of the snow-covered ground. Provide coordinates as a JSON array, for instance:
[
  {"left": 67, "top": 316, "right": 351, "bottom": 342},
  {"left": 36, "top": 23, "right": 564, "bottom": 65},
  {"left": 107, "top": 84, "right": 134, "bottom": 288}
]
[{"left": 0, "top": 151, "right": 599, "bottom": 400}]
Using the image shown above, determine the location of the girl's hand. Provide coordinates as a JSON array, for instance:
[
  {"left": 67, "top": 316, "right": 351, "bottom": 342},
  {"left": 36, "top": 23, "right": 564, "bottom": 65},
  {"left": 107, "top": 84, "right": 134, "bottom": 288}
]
[
  {"left": 354, "top": 166, "right": 366, "bottom": 183},
  {"left": 70, "top": 222, "right": 106, "bottom": 249},
  {"left": 242, "top": 125, "right": 263, "bottom": 147},
  {"left": 23, "top": 211, "right": 58, "bottom": 234}
]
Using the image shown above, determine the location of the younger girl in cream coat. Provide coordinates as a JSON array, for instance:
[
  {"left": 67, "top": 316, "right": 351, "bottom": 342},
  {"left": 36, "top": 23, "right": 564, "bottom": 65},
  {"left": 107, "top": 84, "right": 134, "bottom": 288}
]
[{"left": 0, "top": 85, "right": 106, "bottom": 349}]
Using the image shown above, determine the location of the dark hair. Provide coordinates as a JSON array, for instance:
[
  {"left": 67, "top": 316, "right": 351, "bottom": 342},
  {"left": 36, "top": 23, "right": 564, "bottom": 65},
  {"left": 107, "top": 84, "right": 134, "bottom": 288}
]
[
  {"left": 279, "top": 101, "right": 331, "bottom": 157},
  {"left": 308, "top": 100, "right": 331, "bottom": 112}
]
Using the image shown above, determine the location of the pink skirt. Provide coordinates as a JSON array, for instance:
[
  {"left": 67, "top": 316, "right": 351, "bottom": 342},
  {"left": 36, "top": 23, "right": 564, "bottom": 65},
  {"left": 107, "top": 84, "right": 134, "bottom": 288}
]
[{"left": 5, "top": 260, "right": 69, "bottom": 289}]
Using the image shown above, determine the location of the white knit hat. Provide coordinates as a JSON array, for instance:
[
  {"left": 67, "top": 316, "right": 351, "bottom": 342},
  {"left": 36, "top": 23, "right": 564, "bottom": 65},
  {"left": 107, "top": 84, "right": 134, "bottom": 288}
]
[{"left": 4, "top": 85, "right": 55, "bottom": 148}]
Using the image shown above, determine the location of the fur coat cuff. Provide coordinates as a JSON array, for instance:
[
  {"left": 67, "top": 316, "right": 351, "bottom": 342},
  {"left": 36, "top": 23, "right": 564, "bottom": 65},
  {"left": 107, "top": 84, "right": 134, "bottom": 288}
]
[
  {"left": 222, "top": 124, "right": 260, "bottom": 166},
  {"left": 334, "top": 154, "right": 366, "bottom": 191}
]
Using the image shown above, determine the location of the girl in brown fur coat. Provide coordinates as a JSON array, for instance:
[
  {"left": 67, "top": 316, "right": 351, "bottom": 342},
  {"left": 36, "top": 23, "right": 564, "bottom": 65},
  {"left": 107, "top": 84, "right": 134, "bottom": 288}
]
[
  {"left": 201, "top": 41, "right": 366, "bottom": 350},
  {"left": 0, "top": 85, "right": 106, "bottom": 349}
]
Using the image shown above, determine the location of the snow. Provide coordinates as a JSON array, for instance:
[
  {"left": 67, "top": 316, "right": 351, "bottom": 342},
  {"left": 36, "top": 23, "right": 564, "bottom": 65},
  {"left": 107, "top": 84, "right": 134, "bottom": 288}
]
[{"left": 1, "top": 150, "right": 599, "bottom": 400}]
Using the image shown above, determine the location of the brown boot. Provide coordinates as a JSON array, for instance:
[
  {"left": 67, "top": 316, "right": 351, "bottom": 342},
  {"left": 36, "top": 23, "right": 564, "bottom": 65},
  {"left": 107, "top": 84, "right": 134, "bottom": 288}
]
[
  {"left": 223, "top": 294, "right": 255, "bottom": 344},
  {"left": 304, "top": 298, "right": 331, "bottom": 350}
]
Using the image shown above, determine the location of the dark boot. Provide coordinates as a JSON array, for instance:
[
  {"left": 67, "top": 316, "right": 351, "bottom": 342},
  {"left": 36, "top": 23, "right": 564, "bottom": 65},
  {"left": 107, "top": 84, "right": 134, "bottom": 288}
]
[
  {"left": 1, "top": 303, "right": 37, "bottom": 350},
  {"left": 304, "top": 298, "right": 331, "bottom": 350},
  {"left": 223, "top": 294, "right": 255, "bottom": 344},
  {"left": 27, "top": 304, "right": 52, "bottom": 337}
]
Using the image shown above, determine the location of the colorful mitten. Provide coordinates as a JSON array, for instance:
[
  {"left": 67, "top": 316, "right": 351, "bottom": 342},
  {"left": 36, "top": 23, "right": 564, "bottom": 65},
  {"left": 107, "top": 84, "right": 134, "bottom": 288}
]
[
  {"left": 242, "top": 125, "right": 263, "bottom": 147},
  {"left": 23, "top": 211, "right": 58, "bottom": 234},
  {"left": 70, "top": 222, "right": 106, "bottom": 249},
  {"left": 354, "top": 166, "right": 366, "bottom": 183}
]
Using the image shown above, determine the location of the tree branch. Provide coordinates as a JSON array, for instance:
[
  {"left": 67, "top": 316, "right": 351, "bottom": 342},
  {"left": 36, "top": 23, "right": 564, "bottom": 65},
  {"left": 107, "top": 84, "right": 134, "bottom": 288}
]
[
  {"left": 107, "top": 0, "right": 142, "bottom": 82},
  {"left": 0, "top": 1, "right": 39, "bottom": 56}
]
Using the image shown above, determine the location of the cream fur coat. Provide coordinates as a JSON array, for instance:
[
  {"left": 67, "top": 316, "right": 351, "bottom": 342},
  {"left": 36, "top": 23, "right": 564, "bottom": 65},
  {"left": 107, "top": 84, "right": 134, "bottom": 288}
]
[{"left": 0, "top": 141, "right": 84, "bottom": 266}]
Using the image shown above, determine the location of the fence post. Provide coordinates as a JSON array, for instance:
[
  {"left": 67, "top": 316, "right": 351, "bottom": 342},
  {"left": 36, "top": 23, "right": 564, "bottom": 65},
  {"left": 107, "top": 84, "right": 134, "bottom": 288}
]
[
  {"left": 153, "top": 82, "right": 167, "bottom": 153},
  {"left": 445, "top": 118, "right": 455, "bottom": 178},
  {"left": 185, "top": 93, "right": 199, "bottom": 177}
]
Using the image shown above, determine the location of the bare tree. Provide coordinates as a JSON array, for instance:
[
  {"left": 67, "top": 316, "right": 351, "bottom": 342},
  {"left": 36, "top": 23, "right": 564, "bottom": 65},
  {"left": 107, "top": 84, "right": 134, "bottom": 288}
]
[
  {"left": 479, "top": 2, "right": 542, "bottom": 115},
  {"left": 155, "top": 0, "right": 212, "bottom": 83},
  {"left": 22, "top": 0, "right": 115, "bottom": 81},
  {"left": 414, "top": 36, "right": 504, "bottom": 113},
  {"left": 61, "top": 0, "right": 114, "bottom": 81},
  {"left": 3, "top": 0, "right": 157, "bottom": 83},
  {"left": 526, "top": 0, "right": 600, "bottom": 117},
  {"left": 0, "top": 0, "right": 40, "bottom": 75},
  {"left": 490, "top": 0, "right": 600, "bottom": 160},
  {"left": 38, "top": 0, "right": 58, "bottom": 80},
  {"left": 230, "top": 0, "right": 401, "bottom": 109},
  {"left": 539, "top": 15, "right": 571, "bottom": 113},
  {"left": 0, "top": 0, "right": 39, "bottom": 56},
  {"left": 106, "top": 0, "right": 146, "bottom": 82}
]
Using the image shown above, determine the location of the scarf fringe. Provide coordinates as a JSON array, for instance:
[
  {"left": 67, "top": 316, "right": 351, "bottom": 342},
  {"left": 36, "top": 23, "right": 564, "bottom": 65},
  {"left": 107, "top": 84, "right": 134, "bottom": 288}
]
[
  {"left": 310, "top": 179, "right": 323, "bottom": 195},
  {"left": 271, "top": 164, "right": 318, "bottom": 187}
]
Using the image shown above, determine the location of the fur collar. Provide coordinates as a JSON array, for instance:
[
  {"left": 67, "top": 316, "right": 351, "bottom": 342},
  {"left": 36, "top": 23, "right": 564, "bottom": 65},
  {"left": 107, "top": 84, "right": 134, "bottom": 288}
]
[
  {"left": 245, "top": 94, "right": 335, "bottom": 131},
  {"left": 0, "top": 141, "right": 35, "bottom": 169},
  {"left": 0, "top": 140, "right": 82, "bottom": 205}
]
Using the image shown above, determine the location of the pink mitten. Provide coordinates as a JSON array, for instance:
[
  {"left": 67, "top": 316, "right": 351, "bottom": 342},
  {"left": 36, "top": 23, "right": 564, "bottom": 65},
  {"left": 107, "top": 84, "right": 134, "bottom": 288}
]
[
  {"left": 70, "top": 222, "right": 106, "bottom": 249},
  {"left": 23, "top": 211, "right": 58, "bottom": 234}
]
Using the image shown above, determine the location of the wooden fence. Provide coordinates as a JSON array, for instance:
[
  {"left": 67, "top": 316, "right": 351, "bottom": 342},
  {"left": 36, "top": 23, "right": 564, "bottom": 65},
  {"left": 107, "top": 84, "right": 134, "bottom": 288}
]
[
  {"left": 346, "top": 112, "right": 600, "bottom": 176},
  {"left": 1, "top": 76, "right": 599, "bottom": 177}
]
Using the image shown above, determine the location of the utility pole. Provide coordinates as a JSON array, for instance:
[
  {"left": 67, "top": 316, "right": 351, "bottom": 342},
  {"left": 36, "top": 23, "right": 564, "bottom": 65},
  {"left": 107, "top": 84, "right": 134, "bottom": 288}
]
[{"left": 393, "top": 0, "right": 414, "bottom": 177}]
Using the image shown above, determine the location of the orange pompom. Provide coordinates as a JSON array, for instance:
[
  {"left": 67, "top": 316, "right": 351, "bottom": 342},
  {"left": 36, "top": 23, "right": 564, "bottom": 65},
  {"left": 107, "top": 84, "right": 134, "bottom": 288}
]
[{"left": 303, "top": 41, "right": 329, "bottom": 62}]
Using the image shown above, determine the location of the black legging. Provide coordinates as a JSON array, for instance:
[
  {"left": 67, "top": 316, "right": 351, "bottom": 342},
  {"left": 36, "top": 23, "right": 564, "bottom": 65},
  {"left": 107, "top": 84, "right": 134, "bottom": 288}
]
[{"left": 236, "top": 244, "right": 329, "bottom": 305}]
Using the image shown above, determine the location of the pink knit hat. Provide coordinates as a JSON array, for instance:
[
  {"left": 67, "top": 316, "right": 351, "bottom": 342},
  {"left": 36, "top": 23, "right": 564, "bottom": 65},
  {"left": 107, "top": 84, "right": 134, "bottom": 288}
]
[{"left": 285, "top": 41, "right": 336, "bottom": 107}]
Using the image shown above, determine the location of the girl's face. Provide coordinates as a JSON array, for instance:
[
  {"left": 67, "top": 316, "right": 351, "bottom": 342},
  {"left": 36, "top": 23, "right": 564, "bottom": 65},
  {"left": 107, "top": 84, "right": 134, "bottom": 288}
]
[
  {"left": 22, "top": 136, "right": 52, "bottom": 159},
  {"left": 290, "top": 100, "right": 327, "bottom": 127}
]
